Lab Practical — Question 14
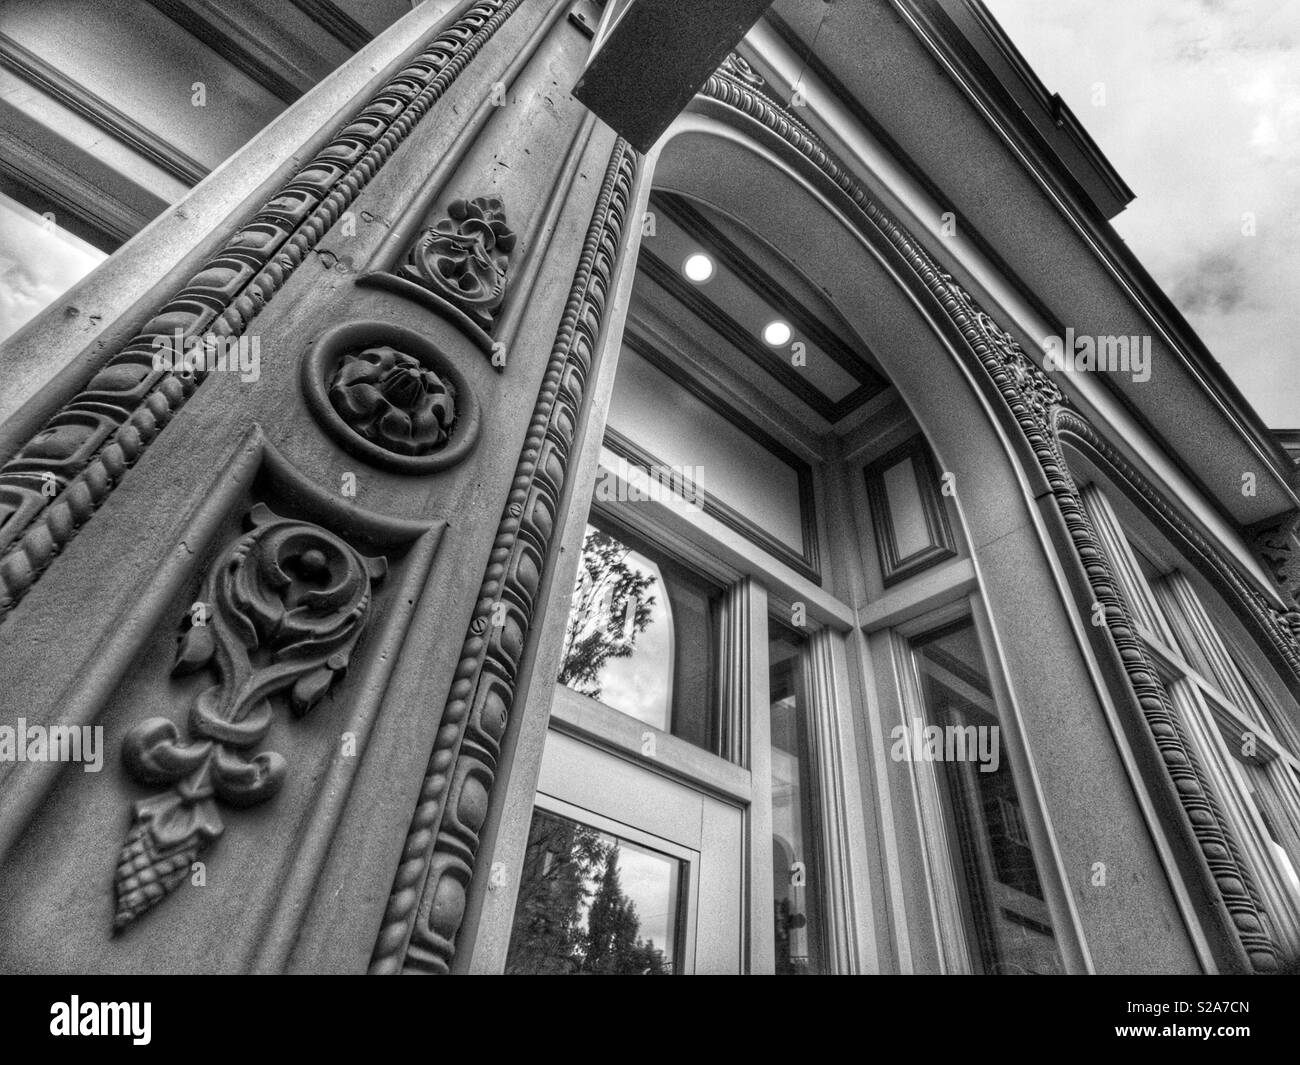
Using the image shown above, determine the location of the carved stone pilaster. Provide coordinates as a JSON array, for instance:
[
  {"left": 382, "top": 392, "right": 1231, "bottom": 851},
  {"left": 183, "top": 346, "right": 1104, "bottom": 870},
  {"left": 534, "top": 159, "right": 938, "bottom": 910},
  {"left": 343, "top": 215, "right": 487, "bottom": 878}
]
[{"left": 370, "top": 138, "right": 639, "bottom": 975}]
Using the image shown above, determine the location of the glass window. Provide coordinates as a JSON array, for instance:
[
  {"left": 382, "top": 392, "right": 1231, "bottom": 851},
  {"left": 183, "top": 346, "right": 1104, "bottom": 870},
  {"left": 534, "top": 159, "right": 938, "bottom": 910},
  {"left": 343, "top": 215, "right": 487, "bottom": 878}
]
[
  {"left": 558, "top": 520, "right": 722, "bottom": 751},
  {"left": 0, "top": 189, "right": 106, "bottom": 343},
  {"left": 912, "top": 620, "right": 1063, "bottom": 975},
  {"left": 768, "top": 624, "right": 827, "bottom": 973},
  {"left": 505, "top": 808, "right": 682, "bottom": 974}
]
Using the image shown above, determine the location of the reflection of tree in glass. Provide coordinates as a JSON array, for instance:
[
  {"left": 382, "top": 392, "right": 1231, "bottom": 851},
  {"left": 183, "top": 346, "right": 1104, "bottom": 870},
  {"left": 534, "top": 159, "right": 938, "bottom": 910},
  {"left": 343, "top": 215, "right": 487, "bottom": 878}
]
[
  {"left": 505, "top": 812, "right": 670, "bottom": 975},
  {"left": 774, "top": 897, "right": 811, "bottom": 975},
  {"left": 505, "top": 813, "right": 606, "bottom": 974},
  {"left": 581, "top": 848, "right": 668, "bottom": 975},
  {"left": 558, "top": 528, "right": 657, "bottom": 700}
]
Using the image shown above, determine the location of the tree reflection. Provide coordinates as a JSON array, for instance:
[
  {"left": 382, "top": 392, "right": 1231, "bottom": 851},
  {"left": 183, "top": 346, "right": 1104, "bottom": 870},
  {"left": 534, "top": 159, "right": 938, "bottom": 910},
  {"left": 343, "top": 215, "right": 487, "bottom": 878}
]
[
  {"left": 506, "top": 811, "right": 671, "bottom": 975},
  {"left": 558, "top": 528, "right": 657, "bottom": 700}
]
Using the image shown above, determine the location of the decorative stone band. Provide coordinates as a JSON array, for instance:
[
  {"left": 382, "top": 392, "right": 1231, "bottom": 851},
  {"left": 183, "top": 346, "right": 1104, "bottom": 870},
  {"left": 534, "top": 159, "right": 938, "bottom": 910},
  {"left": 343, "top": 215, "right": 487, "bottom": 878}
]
[
  {"left": 0, "top": 0, "right": 524, "bottom": 619},
  {"left": 703, "top": 54, "right": 1280, "bottom": 972},
  {"left": 1055, "top": 410, "right": 1300, "bottom": 702},
  {"left": 368, "top": 137, "right": 638, "bottom": 975}
]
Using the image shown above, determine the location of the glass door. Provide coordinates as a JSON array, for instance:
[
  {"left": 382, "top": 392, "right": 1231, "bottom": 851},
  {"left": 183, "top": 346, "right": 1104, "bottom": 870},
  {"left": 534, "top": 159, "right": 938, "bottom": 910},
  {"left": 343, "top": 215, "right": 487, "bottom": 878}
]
[
  {"left": 505, "top": 731, "right": 743, "bottom": 974},
  {"left": 501, "top": 514, "right": 750, "bottom": 973}
]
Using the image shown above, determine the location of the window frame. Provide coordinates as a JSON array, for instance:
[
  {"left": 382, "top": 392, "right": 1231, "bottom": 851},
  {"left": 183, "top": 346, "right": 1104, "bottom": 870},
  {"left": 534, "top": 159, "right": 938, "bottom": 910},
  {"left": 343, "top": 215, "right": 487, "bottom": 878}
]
[
  {"left": 607, "top": 333, "right": 823, "bottom": 582},
  {"left": 534, "top": 435, "right": 867, "bottom": 971},
  {"left": 889, "top": 597, "right": 1073, "bottom": 975},
  {"left": 503, "top": 793, "right": 699, "bottom": 975},
  {"left": 1081, "top": 480, "right": 1300, "bottom": 957}
]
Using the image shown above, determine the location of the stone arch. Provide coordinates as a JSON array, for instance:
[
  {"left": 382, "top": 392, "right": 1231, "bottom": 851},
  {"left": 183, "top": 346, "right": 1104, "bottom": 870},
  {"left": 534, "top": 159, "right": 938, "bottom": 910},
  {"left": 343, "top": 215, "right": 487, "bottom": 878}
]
[{"left": 594, "top": 58, "right": 1283, "bottom": 974}]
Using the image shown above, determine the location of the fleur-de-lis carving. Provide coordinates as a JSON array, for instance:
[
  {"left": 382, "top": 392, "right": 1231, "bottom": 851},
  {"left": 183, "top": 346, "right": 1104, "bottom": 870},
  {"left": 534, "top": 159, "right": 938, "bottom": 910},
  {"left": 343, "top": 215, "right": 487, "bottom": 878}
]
[
  {"left": 401, "top": 196, "right": 516, "bottom": 330},
  {"left": 113, "top": 504, "right": 386, "bottom": 930}
]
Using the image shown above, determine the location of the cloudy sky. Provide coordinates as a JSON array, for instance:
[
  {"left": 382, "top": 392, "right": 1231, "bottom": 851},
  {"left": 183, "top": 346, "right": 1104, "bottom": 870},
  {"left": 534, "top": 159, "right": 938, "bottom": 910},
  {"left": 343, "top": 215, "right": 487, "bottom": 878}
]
[
  {"left": 985, "top": 0, "right": 1300, "bottom": 429},
  {"left": 0, "top": 192, "right": 104, "bottom": 343}
]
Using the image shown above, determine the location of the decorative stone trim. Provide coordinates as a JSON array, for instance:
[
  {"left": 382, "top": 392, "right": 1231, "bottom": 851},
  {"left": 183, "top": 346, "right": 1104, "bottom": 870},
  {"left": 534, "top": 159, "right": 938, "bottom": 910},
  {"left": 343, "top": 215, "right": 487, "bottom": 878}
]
[
  {"left": 114, "top": 503, "right": 386, "bottom": 930},
  {"left": 302, "top": 320, "right": 481, "bottom": 474},
  {"left": 369, "top": 137, "right": 639, "bottom": 975},
  {"left": 399, "top": 196, "right": 517, "bottom": 332}
]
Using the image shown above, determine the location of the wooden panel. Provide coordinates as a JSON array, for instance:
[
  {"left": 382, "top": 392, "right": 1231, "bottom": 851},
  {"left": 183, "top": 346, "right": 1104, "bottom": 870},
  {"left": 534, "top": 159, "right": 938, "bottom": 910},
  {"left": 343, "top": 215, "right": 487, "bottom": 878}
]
[{"left": 863, "top": 435, "right": 956, "bottom": 587}]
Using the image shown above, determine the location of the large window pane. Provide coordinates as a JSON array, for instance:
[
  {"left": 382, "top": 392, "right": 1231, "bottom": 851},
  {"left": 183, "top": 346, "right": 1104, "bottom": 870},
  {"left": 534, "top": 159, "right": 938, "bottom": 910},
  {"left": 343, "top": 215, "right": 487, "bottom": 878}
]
[
  {"left": 558, "top": 520, "right": 721, "bottom": 751},
  {"left": 505, "top": 808, "right": 682, "bottom": 974},
  {"left": 769, "top": 624, "right": 827, "bottom": 974},
  {"left": 912, "top": 620, "right": 1063, "bottom": 975}
]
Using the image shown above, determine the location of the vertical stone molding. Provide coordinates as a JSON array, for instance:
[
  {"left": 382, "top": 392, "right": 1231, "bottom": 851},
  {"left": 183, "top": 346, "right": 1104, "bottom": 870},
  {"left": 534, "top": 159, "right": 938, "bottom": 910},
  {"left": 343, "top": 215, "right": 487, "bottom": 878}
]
[
  {"left": 806, "top": 627, "right": 860, "bottom": 973},
  {"left": 370, "top": 137, "right": 639, "bottom": 975}
]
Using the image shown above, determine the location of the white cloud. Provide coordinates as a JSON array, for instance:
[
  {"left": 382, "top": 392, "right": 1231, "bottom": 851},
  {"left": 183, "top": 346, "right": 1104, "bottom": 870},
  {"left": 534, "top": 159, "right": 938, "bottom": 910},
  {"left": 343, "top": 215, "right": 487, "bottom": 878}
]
[
  {"left": 0, "top": 192, "right": 104, "bottom": 343},
  {"left": 985, "top": 0, "right": 1300, "bottom": 428}
]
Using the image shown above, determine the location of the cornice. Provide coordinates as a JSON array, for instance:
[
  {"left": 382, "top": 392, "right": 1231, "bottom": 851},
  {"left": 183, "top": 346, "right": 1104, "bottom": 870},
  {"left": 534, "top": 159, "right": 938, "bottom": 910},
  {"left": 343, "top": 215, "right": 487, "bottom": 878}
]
[{"left": 762, "top": 2, "right": 1298, "bottom": 517}]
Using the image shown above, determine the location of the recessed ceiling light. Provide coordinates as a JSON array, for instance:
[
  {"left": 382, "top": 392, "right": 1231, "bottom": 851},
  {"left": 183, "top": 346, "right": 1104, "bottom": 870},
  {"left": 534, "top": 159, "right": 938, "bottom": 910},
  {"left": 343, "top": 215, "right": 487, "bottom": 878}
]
[
  {"left": 683, "top": 252, "right": 714, "bottom": 283},
  {"left": 763, "top": 320, "right": 793, "bottom": 347}
]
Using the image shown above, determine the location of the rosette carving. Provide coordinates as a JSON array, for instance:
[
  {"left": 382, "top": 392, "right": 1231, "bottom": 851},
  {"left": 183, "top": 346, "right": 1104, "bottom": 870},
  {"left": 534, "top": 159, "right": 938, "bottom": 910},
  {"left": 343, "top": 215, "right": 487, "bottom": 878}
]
[
  {"left": 401, "top": 196, "right": 516, "bottom": 330},
  {"left": 328, "top": 345, "right": 457, "bottom": 456},
  {"left": 113, "top": 504, "right": 386, "bottom": 930}
]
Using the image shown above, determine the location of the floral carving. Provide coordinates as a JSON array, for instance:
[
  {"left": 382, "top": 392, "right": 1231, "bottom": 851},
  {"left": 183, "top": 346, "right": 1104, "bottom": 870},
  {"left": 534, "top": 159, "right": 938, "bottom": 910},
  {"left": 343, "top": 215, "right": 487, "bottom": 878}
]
[
  {"left": 114, "top": 504, "right": 385, "bottom": 930},
  {"left": 328, "top": 346, "right": 457, "bottom": 456},
  {"left": 402, "top": 196, "right": 516, "bottom": 330},
  {"left": 1252, "top": 515, "right": 1300, "bottom": 604}
]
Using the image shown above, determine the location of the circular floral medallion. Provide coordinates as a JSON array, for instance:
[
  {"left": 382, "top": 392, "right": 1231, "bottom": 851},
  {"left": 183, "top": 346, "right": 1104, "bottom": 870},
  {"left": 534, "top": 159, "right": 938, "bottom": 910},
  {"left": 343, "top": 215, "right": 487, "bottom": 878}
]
[
  {"left": 303, "top": 321, "right": 480, "bottom": 473},
  {"left": 328, "top": 345, "right": 457, "bottom": 456}
]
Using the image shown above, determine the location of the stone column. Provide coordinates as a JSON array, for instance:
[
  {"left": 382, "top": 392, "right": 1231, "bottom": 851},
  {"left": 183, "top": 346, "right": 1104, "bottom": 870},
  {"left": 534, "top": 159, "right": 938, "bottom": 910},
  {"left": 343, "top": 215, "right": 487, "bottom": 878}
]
[{"left": 0, "top": 0, "right": 633, "bottom": 975}]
